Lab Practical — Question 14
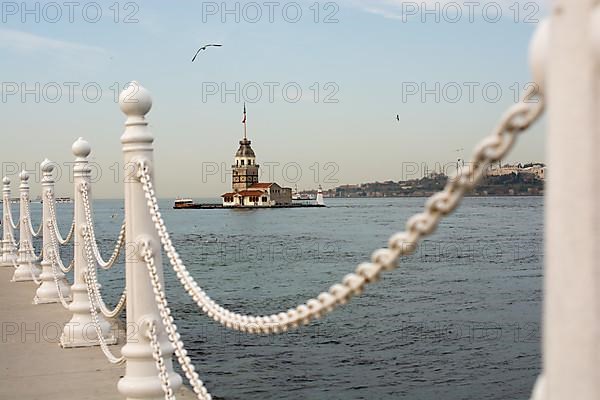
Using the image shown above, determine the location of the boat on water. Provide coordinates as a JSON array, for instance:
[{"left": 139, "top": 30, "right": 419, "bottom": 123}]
[
  {"left": 292, "top": 185, "right": 316, "bottom": 201},
  {"left": 173, "top": 198, "right": 195, "bottom": 209},
  {"left": 36, "top": 196, "right": 73, "bottom": 204}
]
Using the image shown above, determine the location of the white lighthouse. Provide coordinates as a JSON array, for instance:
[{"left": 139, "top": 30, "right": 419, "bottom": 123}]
[{"left": 316, "top": 185, "right": 325, "bottom": 206}]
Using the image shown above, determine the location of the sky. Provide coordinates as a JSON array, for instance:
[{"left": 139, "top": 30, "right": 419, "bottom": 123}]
[{"left": 0, "top": 0, "right": 549, "bottom": 198}]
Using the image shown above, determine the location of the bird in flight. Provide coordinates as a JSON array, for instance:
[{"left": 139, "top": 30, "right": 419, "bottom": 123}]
[{"left": 191, "top": 44, "right": 223, "bottom": 62}]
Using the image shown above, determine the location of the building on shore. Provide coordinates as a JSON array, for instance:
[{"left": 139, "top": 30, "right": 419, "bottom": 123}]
[
  {"left": 221, "top": 105, "right": 292, "bottom": 207},
  {"left": 487, "top": 163, "right": 546, "bottom": 180}
]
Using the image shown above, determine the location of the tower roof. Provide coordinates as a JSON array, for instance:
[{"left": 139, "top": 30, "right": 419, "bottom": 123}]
[{"left": 235, "top": 138, "right": 255, "bottom": 158}]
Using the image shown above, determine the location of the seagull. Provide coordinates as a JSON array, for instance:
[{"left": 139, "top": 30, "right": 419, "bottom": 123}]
[{"left": 191, "top": 44, "right": 223, "bottom": 62}]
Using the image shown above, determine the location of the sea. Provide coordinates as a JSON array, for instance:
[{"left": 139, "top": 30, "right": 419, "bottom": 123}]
[{"left": 37, "top": 196, "right": 542, "bottom": 400}]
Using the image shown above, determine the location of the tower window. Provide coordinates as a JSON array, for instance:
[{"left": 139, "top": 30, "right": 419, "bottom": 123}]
[{"left": 241, "top": 160, "right": 245, "bottom": 166}]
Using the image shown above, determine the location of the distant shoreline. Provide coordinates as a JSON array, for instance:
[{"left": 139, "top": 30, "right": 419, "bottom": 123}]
[
  {"left": 73, "top": 193, "right": 545, "bottom": 202},
  {"left": 324, "top": 193, "right": 544, "bottom": 199}
]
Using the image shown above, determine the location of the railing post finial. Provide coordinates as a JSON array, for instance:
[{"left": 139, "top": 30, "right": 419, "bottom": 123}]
[{"left": 119, "top": 81, "right": 153, "bottom": 128}]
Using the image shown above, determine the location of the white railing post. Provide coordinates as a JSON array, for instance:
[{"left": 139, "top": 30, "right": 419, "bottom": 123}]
[
  {"left": 543, "top": 2, "right": 600, "bottom": 400},
  {"left": 0, "top": 177, "right": 17, "bottom": 267},
  {"left": 61, "top": 138, "right": 115, "bottom": 347},
  {"left": 117, "top": 82, "right": 182, "bottom": 399},
  {"left": 12, "top": 171, "right": 40, "bottom": 282},
  {"left": 34, "top": 159, "right": 71, "bottom": 303}
]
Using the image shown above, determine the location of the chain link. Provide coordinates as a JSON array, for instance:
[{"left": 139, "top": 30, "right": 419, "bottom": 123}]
[
  {"left": 48, "top": 250, "right": 72, "bottom": 309},
  {"left": 8, "top": 234, "right": 18, "bottom": 247},
  {"left": 19, "top": 238, "right": 41, "bottom": 264},
  {"left": 4, "top": 210, "right": 18, "bottom": 246},
  {"left": 30, "top": 215, "right": 72, "bottom": 307},
  {"left": 23, "top": 193, "right": 43, "bottom": 238},
  {"left": 25, "top": 239, "right": 42, "bottom": 262},
  {"left": 136, "top": 87, "right": 544, "bottom": 335},
  {"left": 76, "top": 198, "right": 126, "bottom": 362},
  {"left": 147, "top": 320, "right": 176, "bottom": 400},
  {"left": 141, "top": 242, "right": 212, "bottom": 400},
  {"left": 82, "top": 252, "right": 125, "bottom": 364},
  {"left": 46, "top": 190, "right": 75, "bottom": 245},
  {"left": 27, "top": 259, "right": 42, "bottom": 285},
  {"left": 48, "top": 219, "right": 74, "bottom": 273},
  {"left": 80, "top": 183, "right": 126, "bottom": 270},
  {"left": 4, "top": 194, "right": 19, "bottom": 229},
  {"left": 82, "top": 225, "right": 127, "bottom": 319}
]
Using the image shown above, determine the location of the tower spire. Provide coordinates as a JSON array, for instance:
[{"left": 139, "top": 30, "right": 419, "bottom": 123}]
[{"left": 242, "top": 102, "right": 247, "bottom": 140}]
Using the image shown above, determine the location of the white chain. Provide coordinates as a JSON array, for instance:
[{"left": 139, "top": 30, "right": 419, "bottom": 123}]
[
  {"left": 82, "top": 225, "right": 127, "bottom": 319},
  {"left": 6, "top": 228, "right": 18, "bottom": 248},
  {"left": 47, "top": 191, "right": 75, "bottom": 245},
  {"left": 80, "top": 183, "right": 126, "bottom": 270},
  {"left": 28, "top": 216, "right": 72, "bottom": 307},
  {"left": 48, "top": 220, "right": 74, "bottom": 273},
  {"left": 147, "top": 320, "right": 176, "bottom": 400},
  {"left": 20, "top": 238, "right": 42, "bottom": 265},
  {"left": 4, "top": 196, "right": 18, "bottom": 245},
  {"left": 137, "top": 86, "right": 544, "bottom": 335},
  {"left": 27, "top": 260, "right": 42, "bottom": 285},
  {"left": 48, "top": 250, "right": 72, "bottom": 309},
  {"left": 82, "top": 259, "right": 125, "bottom": 364},
  {"left": 141, "top": 242, "right": 212, "bottom": 400},
  {"left": 23, "top": 238, "right": 42, "bottom": 262},
  {"left": 23, "top": 194, "right": 43, "bottom": 238},
  {"left": 5, "top": 194, "right": 19, "bottom": 229},
  {"left": 74, "top": 184, "right": 125, "bottom": 362}
]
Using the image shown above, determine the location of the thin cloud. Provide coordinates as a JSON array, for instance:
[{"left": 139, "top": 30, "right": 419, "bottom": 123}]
[
  {"left": 0, "top": 28, "right": 107, "bottom": 57},
  {"left": 343, "top": 0, "right": 548, "bottom": 21},
  {"left": 361, "top": 6, "right": 403, "bottom": 20}
]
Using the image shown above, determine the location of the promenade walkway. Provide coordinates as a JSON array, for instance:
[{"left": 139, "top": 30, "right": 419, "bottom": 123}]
[{"left": 0, "top": 268, "right": 193, "bottom": 399}]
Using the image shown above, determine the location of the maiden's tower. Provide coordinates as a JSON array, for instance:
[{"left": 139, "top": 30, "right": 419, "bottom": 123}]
[{"left": 221, "top": 105, "right": 292, "bottom": 207}]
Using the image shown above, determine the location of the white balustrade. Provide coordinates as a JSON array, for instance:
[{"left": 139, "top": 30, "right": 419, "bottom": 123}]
[
  {"left": 3, "top": 10, "right": 599, "bottom": 396},
  {"left": 34, "top": 159, "right": 71, "bottom": 304},
  {"left": 0, "top": 177, "right": 17, "bottom": 267},
  {"left": 116, "top": 82, "right": 182, "bottom": 399},
  {"left": 12, "top": 171, "right": 40, "bottom": 282}
]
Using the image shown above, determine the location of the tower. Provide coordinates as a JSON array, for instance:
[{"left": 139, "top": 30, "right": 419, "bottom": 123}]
[{"left": 232, "top": 104, "right": 259, "bottom": 191}]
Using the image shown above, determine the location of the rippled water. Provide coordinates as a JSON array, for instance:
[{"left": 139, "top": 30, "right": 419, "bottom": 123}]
[{"left": 43, "top": 196, "right": 542, "bottom": 400}]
